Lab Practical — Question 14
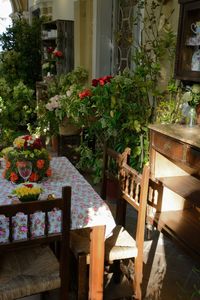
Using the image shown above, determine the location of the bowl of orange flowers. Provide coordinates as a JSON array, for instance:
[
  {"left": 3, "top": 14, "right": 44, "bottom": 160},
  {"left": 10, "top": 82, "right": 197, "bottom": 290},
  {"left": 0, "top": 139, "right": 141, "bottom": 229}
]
[{"left": 2, "top": 135, "right": 52, "bottom": 184}]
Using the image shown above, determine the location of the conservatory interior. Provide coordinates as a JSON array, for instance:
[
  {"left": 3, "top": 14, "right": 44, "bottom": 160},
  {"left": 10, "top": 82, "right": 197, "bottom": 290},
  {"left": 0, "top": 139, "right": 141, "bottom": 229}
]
[{"left": 0, "top": 0, "right": 200, "bottom": 299}]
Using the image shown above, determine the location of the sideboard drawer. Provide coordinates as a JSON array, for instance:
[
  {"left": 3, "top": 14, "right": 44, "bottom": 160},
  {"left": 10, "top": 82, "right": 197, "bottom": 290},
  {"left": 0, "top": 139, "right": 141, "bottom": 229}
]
[
  {"left": 151, "top": 131, "right": 185, "bottom": 162},
  {"left": 186, "top": 146, "right": 200, "bottom": 169}
]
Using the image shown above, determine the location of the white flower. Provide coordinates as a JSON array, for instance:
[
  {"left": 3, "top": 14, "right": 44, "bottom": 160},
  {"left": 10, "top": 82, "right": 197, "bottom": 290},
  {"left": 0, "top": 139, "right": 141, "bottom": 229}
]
[
  {"left": 46, "top": 95, "right": 61, "bottom": 111},
  {"left": 66, "top": 89, "right": 72, "bottom": 97},
  {"left": 181, "top": 91, "right": 192, "bottom": 103},
  {"left": 192, "top": 84, "right": 200, "bottom": 94}
]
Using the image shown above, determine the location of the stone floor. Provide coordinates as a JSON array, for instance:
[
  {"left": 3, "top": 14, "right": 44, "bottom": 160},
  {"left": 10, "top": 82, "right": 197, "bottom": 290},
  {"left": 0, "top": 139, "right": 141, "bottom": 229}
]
[{"left": 20, "top": 150, "right": 200, "bottom": 300}]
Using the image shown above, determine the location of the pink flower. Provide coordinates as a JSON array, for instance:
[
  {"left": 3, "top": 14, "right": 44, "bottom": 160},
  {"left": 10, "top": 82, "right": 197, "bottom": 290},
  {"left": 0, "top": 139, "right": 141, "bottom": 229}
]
[{"left": 20, "top": 226, "right": 28, "bottom": 232}]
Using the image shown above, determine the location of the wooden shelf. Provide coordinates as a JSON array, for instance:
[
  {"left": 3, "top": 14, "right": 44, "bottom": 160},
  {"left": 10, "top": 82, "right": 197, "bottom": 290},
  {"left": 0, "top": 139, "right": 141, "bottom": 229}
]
[
  {"left": 155, "top": 208, "right": 200, "bottom": 258},
  {"left": 158, "top": 175, "right": 200, "bottom": 207}
]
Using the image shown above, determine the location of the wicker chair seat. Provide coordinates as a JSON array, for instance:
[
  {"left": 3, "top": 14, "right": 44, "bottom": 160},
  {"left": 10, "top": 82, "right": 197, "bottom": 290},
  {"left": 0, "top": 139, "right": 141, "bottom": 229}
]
[
  {"left": 0, "top": 246, "right": 60, "bottom": 300},
  {"left": 70, "top": 225, "right": 137, "bottom": 263},
  {"left": 105, "top": 225, "right": 137, "bottom": 261}
]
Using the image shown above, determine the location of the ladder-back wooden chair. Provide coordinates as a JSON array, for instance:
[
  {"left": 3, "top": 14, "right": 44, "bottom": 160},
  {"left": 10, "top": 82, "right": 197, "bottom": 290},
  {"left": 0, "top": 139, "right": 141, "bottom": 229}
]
[
  {"left": 70, "top": 154, "right": 150, "bottom": 300},
  {"left": 0, "top": 186, "right": 71, "bottom": 300},
  {"left": 101, "top": 144, "right": 131, "bottom": 201},
  {"left": 70, "top": 146, "right": 131, "bottom": 299},
  {"left": 108, "top": 163, "right": 150, "bottom": 299}
]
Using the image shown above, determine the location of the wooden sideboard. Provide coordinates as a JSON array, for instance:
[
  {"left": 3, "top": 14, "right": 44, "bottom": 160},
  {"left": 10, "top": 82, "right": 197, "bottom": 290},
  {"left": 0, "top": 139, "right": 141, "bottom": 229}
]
[{"left": 148, "top": 124, "right": 200, "bottom": 259}]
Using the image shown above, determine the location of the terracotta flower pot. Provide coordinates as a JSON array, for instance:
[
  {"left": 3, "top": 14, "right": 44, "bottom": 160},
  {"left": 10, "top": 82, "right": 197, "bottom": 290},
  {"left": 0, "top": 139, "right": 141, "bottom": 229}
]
[{"left": 59, "top": 117, "right": 81, "bottom": 136}]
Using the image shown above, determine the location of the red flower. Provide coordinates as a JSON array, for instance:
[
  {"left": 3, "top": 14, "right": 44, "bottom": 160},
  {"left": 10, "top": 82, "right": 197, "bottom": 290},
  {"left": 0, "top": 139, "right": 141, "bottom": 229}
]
[
  {"left": 6, "top": 160, "right": 11, "bottom": 169},
  {"left": 23, "top": 135, "right": 31, "bottom": 141},
  {"left": 24, "top": 183, "right": 33, "bottom": 188},
  {"left": 33, "top": 138, "right": 43, "bottom": 149},
  {"left": 53, "top": 50, "right": 63, "bottom": 58},
  {"left": 29, "top": 172, "right": 39, "bottom": 182},
  {"left": 37, "top": 159, "right": 45, "bottom": 169},
  {"left": 10, "top": 172, "right": 19, "bottom": 183},
  {"left": 46, "top": 168, "right": 52, "bottom": 177},
  {"left": 99, "top": 78, "right": 105, "bottom": 86},
  {"left": 92, "top": 79, "right": 99, "bottom": 87},
  {"left": 79, "top": 89, "right": 92, "bottom": 99},
  {"left": 47, "top": 46, "right": 54, "bottom": 53},
  {"left": 92, "top": 75, "right": 113, "bottom": 87}
]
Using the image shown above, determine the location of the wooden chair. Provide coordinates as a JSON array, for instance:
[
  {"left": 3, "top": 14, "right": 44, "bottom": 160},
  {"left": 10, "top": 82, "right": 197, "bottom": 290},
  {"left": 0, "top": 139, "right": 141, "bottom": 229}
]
[
  {"left": 70, "top": 146, "right": 131, "bottom": 299},
  {"left": 112, "top": 163, "right": 150, "bottom": 299},
  {"left": 100, "top": 144, "right": 131, "bottom": 201},
  {"left": 0, "top": 186, "right": 71, "bottom": 300},
  {"left": 70, "top": 149, "right": 150, "bottom": 299}
]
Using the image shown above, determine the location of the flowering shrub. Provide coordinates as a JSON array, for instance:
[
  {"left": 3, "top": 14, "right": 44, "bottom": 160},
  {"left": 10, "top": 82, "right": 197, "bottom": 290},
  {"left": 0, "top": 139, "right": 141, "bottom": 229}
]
[
  {"left": 12, "top": 183, "right": 43, "bottom": 202},
  {"left": 2, "top": 135, "right": 51, "bottom": 183}
]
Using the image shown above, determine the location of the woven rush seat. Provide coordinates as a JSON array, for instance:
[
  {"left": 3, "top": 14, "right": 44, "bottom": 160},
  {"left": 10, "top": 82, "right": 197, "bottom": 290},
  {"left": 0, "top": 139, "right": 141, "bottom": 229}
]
[
  {"left": 70, "top": 225, "right": 137, "bottom": 264},
  {"left": 0, "top": 186, "right": 71, "bottom": 300},
  {"left": 0, "top": 246, "right": 60, "bottom": 300},
  {"left": 105, "top": 225, "right": 137, "bottom": 261}
]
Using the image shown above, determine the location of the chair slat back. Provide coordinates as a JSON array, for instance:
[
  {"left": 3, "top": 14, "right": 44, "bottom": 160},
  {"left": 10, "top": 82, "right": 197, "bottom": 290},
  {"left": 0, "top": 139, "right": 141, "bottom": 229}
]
[
  {"left": 119, "top": 164, "right": 150, "bottom": 249},
  {"left": 0, "top": 186, "right": 71, "bottom": 251},
  {"left": 101, "top": 143, "right": 131, "bottom": 199}
]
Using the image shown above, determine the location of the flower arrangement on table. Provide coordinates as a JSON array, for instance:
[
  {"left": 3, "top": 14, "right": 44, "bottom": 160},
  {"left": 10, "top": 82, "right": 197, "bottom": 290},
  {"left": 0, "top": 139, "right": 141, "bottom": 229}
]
[
  {"left": 2, "top": 135, "right": 52, "bottom": 184},
  {"left": 12, "top": 182, "right": 43, "bottom": 202}
]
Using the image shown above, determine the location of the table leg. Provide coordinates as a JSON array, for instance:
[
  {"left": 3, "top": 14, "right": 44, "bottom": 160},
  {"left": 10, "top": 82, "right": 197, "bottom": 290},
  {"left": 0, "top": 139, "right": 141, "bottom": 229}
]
[{"left": 89, "top": 225, "right": 105, "bottom": 300}]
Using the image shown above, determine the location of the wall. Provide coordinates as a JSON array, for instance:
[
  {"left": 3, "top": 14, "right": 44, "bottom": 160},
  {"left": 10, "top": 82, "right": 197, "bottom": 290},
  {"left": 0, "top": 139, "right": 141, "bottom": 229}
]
[
  {"left": 28, "top": 0, "right": 75, "bottom": 20},
  {"left": 74, "top": 0, "right": 93, "bottom": 82},
  {"left": 53, "top": 0, "right": 74, "bottom": 20}
]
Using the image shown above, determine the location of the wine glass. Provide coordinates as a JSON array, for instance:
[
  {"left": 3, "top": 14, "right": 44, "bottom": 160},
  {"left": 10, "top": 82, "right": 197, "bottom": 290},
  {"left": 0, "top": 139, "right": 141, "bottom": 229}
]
[{"left": 17, "top": 161, "right": 32, "bottom": 182}]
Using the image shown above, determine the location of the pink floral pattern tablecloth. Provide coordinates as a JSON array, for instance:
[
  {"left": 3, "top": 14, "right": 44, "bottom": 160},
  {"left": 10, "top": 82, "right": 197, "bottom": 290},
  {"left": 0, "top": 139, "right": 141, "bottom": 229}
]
[{"left": 0, "top": 157, "right": 116, "bottom": 242}]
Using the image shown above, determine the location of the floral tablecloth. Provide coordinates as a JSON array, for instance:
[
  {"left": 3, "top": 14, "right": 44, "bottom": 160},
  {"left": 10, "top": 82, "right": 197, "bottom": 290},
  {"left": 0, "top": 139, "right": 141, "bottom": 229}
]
[{"left": 0, "top": 157, "right": 116, "bottom": 242}]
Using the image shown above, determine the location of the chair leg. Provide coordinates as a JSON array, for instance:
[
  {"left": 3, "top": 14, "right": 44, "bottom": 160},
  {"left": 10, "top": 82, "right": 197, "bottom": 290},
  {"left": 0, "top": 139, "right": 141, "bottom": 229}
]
[
  {"left": 112, "top": 260, "right": 123, "bottom": 284},
  {"left": 133, "top": 257, "right": 143, "bottom": 300},
  {"left": 77, "top": 253, "right": 88, "bottom": 300}
]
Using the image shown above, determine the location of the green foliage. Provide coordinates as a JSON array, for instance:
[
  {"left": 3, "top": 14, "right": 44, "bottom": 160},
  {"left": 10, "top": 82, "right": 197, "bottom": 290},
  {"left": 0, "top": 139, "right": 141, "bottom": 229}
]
[
  {"left": 0, "top": 17, "right": 42, "bottom": 89},
  {"left": 0, "top": 81, "right": 36, "bottom": 130},
  {"left": 35, "top": 67, "right": 89, "bottom": 136},
  {"left": 47, "top": 66, "right": 89, "bottom": 97},
  {"left": 132, "top": 0, "right": 176, "bottom": 121},
  {"left": 76, "top": 143, "right": 103, "bottom": 184},
  {"left": 156, "top": 80, "right": 183, "bottom": 124}
]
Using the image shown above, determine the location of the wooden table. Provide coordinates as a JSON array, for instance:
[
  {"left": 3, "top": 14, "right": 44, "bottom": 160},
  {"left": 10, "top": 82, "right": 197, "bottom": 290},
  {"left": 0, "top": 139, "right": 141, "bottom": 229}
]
[
  {"left": 0, "top": 156, "right": 116, "bottom": 299},
  {"left": 148, "top": 124, "right": 200, "bottom": 259}
]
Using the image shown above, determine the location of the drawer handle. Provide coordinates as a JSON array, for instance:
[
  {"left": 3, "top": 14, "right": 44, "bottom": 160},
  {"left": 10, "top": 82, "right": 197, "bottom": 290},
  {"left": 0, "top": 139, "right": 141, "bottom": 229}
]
[{"left": 163, "top": 143, "right": 171, "bottom": 151}]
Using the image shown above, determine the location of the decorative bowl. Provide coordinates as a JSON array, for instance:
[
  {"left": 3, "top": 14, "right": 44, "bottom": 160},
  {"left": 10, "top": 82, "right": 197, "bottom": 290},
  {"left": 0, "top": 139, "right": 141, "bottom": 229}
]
[{"left": 12, "top": 182, "right": 43, "bottom": 202}]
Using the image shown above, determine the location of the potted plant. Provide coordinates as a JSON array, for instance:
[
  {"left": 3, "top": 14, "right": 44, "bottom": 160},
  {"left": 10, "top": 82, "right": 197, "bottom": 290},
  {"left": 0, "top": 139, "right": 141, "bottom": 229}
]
[{"left": 37, "top": 67, "right": 89, "bottom": 139}]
